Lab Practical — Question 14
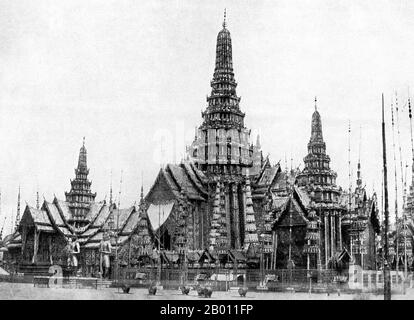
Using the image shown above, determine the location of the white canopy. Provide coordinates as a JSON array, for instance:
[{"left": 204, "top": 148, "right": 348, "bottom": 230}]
[{"left": 147, "top": 202, "right": 175, "bottom": 231}]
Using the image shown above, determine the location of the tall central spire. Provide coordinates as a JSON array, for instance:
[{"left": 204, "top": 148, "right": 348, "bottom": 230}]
[
  {"left": 77, "top": 137, "right": 87, "bottom": 171},
  {"left": 310, "top": 107, "right": 324, "bottom": 143},
  {"left": 297, "top": 99, "right": 337, "bottom": 190},
  {"left": 202, "top": 10, "right": 245, "bottom": 128},
  {"left": 189, "top": 13, "right": 253, "bottom": 175},
  {"left": 65, "top": 138, "right": 97, "bottom": 230}
]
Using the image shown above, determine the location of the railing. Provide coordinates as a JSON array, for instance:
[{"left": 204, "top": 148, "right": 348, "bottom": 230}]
[{"left": 114, "top": 267, "right": 350, "bottom": 292}]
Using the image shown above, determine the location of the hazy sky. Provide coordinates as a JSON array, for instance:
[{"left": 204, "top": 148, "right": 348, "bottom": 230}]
[{"left": 1, "top": 0, "right": 414, "bottom": 234}]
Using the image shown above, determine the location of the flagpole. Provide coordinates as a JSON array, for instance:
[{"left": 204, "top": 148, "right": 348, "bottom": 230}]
[{"left": 382, "top": 93, "right": 392, "bottom": 300}]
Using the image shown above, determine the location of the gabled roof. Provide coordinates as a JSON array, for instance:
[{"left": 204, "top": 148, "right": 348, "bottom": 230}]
[
  {"left": 274, "top": 197, "right": 308, "bottom": 227},
  {"left": 199, "top": 248, "right": 218, "bottom": 262},
  {"left": 294, "top": 186, "right": 312, "bottom": 209},
  {"left": 121, "top": 207, "right": 140, "bottom": 234},
  {"left": 182, "top": 162, "right": 208, "bottom": 195},
  {"left": 228, "top": 249, "right": 247, "bottom": 262},
  {"left": 256, "top": 162, "right": 280, "bottom": 187},
  {"left": 166, "top": 164, "right": 206, "bottom": 200},
  {"left": 90, "top": 204, "right": 111, "bottom": 227},
  {"left": 22, "top": 206, "right": 51, "bottom": 226}
]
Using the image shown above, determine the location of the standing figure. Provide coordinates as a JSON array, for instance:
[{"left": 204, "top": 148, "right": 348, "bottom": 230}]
[
  {"left": 100, "top": 233, "right": 112, "bottom": 279},
  {"left": 67, "top": 237, "right": 81, "bottom": 276}
]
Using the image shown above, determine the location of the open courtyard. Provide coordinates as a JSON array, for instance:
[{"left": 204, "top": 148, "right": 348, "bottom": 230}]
[{"left": 0, "top": 282, "right": 413, "bottom": 300}]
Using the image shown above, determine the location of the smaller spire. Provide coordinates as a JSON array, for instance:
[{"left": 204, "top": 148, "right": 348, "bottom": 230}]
[
  {"left": 109, "top": 170, "right": 113, "bottom": 206},
  {"left": 36, "top": 189, "right": 40, "bottom": 210},
  {"left": 15, "top": 186, "right": 21, "bottom": 230},
  {"left": 256, "top": 134, "right": 261, "bottom": 149},
  {"left": 223, "top": 8, "right": 227, "bottom": 28},
  {"left": 314, "top": 96, "right": 317, "bottom": 111},
  {"left": 83, "top": 136, "right": 85, "bottom": 146},
  {"left": 140, "top": 171, "right": 144, "bottom": 204}
]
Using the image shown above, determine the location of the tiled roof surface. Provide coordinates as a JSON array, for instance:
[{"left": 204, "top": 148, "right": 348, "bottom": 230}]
[
  {"left": 27, "top": 206, "right": 51, "bottom": 225},
  {"left": 122, "top": 209, "right": 140, "bottom": 234},
  {"left": 44, "top": 201, "right": 64, "bottom": 226},
  {"left": 53, "top": 199, "right": 71, "bottom": 223},
  {"left": 91, "top": 204, "right": 111, "bottom": 227},
  {"left": 295, "top": 186, "right": 312, "bottom": 208},
  {"left": 167, "top": 164, "right": 204, "bottom": 200}
]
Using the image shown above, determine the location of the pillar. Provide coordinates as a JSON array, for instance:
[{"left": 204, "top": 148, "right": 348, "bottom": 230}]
[
  {"left": 324, "top": 213, "right": 329, "bottom": 268},
  {"left": 232, "top": 184, "right": 240, "bottom": 249},
  {"left": 331, "top": 213, "right": 335, "bottom": 258},
  {"left": 32, "top": 229, "right": 40, "bottom": 264},
  {"left": 225, "top": 184, "right": 232, "bottom": 247},
  {"left": 274, "top": 233, "right": 278, "bottom": 269},
  {"left": 338, "top": 211, "right": 342, "bottom": 251}
]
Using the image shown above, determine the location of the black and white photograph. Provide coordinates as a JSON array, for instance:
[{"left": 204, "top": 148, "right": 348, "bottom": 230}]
[{"left": 0, "top": 0, "right": 413, "bottom": 304}]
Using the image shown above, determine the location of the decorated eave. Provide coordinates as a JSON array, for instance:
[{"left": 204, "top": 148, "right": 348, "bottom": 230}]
[
  {"left": 2, "top": 232, "right": 22, "bottom": 250},
  {"left": 16, "top": 197, "right": 141, "bottom": 250},
  {"left": 83, "top": 205, "right": 138, "bottom": 249}
]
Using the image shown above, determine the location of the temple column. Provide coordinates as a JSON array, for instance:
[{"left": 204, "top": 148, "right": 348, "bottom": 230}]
[
  {"left": 32, "top": 229, "right": 40, "bottom": 264},
  {"left": 232, "top": 184, "right": 240, "bottom": 249},
  {"left": 193, "top": 207, "right": 196, "bottom": 250},
  {"left": 324, "top": 213, "right": 329, "bottom": 268},
  {"left": 48, "top": 236, "right": 53, "bottom": 265},
  {"left": 338, "top": 211, "right": 342, "bottom": 251},
  {"left": 330, "top": 212, "right": 335, "bottom": 258},
  {"left": 225, "top": 184, "right": 232, "bottom": 247},
  {"left": 21, "top": 226, "right": 27, "bottom": 257}
]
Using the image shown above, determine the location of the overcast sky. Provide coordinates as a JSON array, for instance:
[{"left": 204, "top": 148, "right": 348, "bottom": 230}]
[{"left": 0, "top": 0, "right": 414, "bottom": 234}]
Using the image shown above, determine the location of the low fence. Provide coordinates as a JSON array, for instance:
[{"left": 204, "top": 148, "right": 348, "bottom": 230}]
[{"left": 115, "top": 267, "right": 350, "bottom": 292}]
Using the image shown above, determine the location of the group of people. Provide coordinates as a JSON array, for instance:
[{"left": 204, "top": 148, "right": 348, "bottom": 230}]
[{"left": 66, "top": 233, "right": 112, "bottom": 278}]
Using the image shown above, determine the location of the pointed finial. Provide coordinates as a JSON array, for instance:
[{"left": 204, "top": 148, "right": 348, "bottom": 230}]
[
  {"left": 314, "top": 96, "right": 317, "bottom": 111},
  {"left": 109, "top": 169, "right": 113, "bottom": 205},
  {"left": 140, "top": 171, "right": 144, "bottom": 203},
  {"left": 83, "top": 136, "right": 85, "bottom": 146},
  {"left": 223, "top": 8, "right": 227, "bottom": 28}
]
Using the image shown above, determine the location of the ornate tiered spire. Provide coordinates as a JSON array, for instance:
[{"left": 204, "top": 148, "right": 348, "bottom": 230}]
[
  {"left": 297, "top": 99, "right": 337, "bottom": 189},
  {"left": 310, "top": 104, "right": 324, "bottom": 143},
  {"left": 65, "top": 138, "right": 97, "bottom": 230},
  {"left": 188, "top": 12, "right": 253, "bottom": 174},
  {"left": 202, "top": 10, "right": 244, "bottom": 130},
  {"left": 135, "top": 185, "right": 151, "bottom": 255},
  {"left": 243, "top": 171, "right": 259, "bottom": 249}
]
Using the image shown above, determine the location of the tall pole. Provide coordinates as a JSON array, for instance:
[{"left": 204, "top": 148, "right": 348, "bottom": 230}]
[
  {"left": 395, "top": 95, "right": 408, "bottom": 278},
  {"left": 382, "top": 93, "right": 392, "bottom": 300},
  {"left": 115, "top": 170, "right": 123, "bottom": 284},
  {"left": 157, "top": 203, "right": 161, "bottom": 286},
  {"left": 348, "top": 121, "right": 355, "bottom": 263},
  {"left": 391, "top": 103, "right": 399, "bottom": 274}
]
